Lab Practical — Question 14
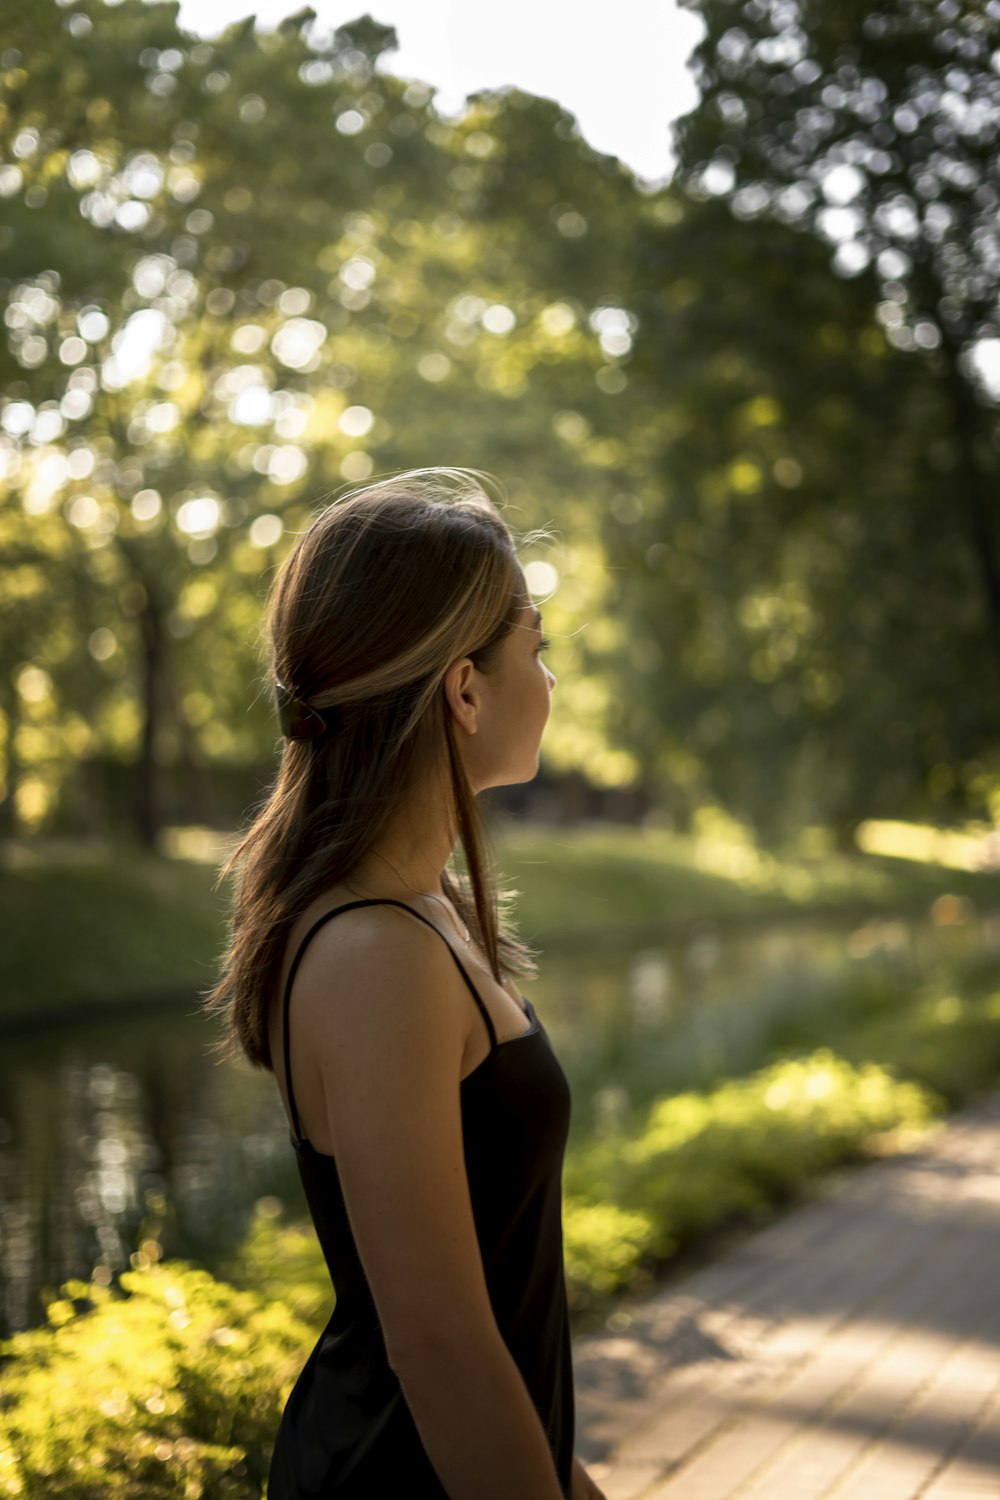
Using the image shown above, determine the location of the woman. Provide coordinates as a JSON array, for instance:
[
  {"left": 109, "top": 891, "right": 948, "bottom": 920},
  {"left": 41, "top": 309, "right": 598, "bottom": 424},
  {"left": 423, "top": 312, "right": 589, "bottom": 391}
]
[{"left": 208, "top": 468, "right": 606, "bottom": 1499}]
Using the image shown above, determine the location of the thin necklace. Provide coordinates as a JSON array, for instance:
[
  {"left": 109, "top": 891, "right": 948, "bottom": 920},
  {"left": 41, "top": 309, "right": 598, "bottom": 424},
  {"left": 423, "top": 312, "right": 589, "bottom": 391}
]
[{"left": 359, "top": 850, "right": 472, "bottom": 947}]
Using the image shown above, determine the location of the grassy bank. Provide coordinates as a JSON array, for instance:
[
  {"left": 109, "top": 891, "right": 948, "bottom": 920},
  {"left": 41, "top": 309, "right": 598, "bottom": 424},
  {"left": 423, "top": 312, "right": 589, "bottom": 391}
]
[
  {"left": 1, "top": 822, "right": 997, "bottom": 1023},
  {"left": 0, "top": 846, "right": 227, "bottom": 1023},
  {"left": 497, "top": 821, "right": 998, "bottom": 940}
]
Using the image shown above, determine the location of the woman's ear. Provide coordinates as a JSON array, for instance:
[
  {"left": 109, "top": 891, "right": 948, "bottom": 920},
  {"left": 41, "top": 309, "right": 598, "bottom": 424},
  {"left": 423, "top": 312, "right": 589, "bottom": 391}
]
[{"left": 442, "top": 657, "right": 480, "bottom": 736}]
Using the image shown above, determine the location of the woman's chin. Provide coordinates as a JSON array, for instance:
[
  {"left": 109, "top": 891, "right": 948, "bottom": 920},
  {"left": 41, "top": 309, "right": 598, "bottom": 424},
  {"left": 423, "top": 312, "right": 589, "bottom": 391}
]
[{"left": 475, "top": 758, "right": 541, "bottom": 794}]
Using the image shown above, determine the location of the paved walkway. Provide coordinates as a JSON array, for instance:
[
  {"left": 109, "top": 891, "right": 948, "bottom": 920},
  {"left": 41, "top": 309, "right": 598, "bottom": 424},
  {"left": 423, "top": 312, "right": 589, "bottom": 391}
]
[{"left": 573, "top": 1095, "right": 1000, "bottom": 1500}]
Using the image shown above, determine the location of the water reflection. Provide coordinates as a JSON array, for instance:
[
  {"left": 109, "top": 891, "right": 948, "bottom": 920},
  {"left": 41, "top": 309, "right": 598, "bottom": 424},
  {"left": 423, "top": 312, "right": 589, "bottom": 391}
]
[
  {"left": 1, "top": 907, "right": 996, "bottom": 1334},
  {"left": 0, "top": 1014, "right": 303, "bottom": 1335},
  {"left": 627, "top": 949, "right": 673, "bottom": 1025}
]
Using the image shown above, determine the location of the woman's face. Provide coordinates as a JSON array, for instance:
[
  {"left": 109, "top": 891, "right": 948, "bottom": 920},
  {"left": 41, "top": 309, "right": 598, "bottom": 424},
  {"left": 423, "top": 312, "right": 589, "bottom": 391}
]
[{"left": 464, "top": 590, "right": 556, "bottom": 792}]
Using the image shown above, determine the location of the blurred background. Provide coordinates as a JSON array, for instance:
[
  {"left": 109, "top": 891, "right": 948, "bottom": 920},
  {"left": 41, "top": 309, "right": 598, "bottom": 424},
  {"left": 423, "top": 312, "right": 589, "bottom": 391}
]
[{"left": 1, "top": 1, "right": 1000, "bottom": 1483}]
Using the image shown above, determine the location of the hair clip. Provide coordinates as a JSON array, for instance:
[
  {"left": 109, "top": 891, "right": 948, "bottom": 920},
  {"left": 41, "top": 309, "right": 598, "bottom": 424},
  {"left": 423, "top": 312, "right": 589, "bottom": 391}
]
[{"left": 275, "top": 682, "right": 333, "bottom": 741}]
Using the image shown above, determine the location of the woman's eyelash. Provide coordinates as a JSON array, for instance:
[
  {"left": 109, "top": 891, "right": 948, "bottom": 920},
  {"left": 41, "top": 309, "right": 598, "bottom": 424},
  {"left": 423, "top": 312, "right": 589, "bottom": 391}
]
[{"left": 538, "top": 635, "right": 551, "bottom": 652}]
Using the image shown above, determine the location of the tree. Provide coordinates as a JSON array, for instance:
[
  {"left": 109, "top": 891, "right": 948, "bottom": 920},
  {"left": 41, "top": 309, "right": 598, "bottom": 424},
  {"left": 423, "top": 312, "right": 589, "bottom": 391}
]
[
  {"left": 589, "top": 0, "right": 1000, "bottom": 837},
  {"left": 0, "top": 0, "right": 642, "bottom": 838},
  {"left": 6, "top": 0, "right": 995, "bottom": 845},
  {"left": 675, "top": 0, "right": 1000, "bottom": 654}
]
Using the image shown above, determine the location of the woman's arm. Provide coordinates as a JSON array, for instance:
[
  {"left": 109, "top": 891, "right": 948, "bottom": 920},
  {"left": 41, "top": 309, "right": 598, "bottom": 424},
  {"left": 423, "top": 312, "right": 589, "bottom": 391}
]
[
  {"left": 571, "top": 1455, "right": 608, "bottom": 1500},
  {"left": 295, "top": 909, "right": 566, "bottom": 1500}
]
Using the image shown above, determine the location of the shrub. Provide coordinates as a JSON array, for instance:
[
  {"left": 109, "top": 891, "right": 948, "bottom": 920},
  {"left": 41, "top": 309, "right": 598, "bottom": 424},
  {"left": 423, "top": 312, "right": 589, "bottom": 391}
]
[
  {"left": 562, "top": 1202, "right": 657, "bottom": 1299},
  {"left": 0, "top": 1264, "right": 315, "bottom": 1499},
  {"left": 840, "top": 982, "right": 1000, "bottom": 1107},
  {"left": 563, "top": 1049, "right": 938, "bottom": 1304},
  {"left": 221, "top": 1198, "right": 331, "bottom": 1327}
]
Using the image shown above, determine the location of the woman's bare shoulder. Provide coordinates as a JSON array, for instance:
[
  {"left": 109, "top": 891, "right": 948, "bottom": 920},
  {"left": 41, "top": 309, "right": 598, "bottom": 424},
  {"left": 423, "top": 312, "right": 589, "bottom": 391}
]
[
  {"left": 280, "top": 891, "right": 470, "bottom": 1062},
  {"left": 286, "top": 889, "right": 450, "bottom": 975}
]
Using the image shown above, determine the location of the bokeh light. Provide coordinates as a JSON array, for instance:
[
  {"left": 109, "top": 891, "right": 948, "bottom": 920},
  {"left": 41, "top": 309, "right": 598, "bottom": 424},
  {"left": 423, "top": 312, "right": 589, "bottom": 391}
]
[{"left": 524, "top": 560, "right": 559, "bottom": 598}]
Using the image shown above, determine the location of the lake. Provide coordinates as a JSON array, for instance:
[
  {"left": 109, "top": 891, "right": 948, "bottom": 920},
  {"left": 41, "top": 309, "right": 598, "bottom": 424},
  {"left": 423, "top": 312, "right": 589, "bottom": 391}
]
[{"left": 2, "top": 900, "right": 996, "bottom": 1335}]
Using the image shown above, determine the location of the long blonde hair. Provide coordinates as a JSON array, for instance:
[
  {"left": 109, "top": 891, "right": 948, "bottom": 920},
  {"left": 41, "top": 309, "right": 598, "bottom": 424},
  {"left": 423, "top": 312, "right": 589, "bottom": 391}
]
[{"left": 205, "top": 468, "right": 536, "bottom": 1070}]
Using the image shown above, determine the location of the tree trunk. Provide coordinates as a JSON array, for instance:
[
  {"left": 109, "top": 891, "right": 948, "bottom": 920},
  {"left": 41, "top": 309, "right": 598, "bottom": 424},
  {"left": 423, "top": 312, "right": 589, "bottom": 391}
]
[
  {"left": 164, "top": 670, "right": 218, "bottom": 828},
  {"left": 936, "top": 338, "right": 1000, "bottom": 676},
  {"left": 115, "top": 530, "right": 174, "bottom": 851},
  {"left": 136, "top": 591, "right": 166, "bottom": 850},
  {"left": 0, "top": 676, "right": 21, "bottom": 838}
]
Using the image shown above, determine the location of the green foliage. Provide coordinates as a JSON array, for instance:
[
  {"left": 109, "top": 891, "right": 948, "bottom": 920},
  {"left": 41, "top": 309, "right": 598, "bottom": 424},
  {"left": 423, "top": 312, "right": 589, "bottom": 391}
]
[
  {"left": 563, "top": 958, "right": 1000, "bottom": 1308},
  {"left": 563, "top": 1049, "right": 937, "bottom": 1306},
  {"left": 1, "top": 0, "right": 997, "bottom": 842},
  {"left": 221, "top": 1198, "right": 331, "bottom": 1327},
  {"left": 561, "top": 1202, "right": 657, "bottom": 1299},
  {"left": 836, "top": 967, "right": 1000, "bottom": 1108},
  {"left": 0, "top": 0, "right": 634, "bottom": 841},
  {"left": 0, "top": 1263, "right": 315, "bottom": 1499},
  {"left": 651, "top": 0, "right": 1000, "bottom": 835}
]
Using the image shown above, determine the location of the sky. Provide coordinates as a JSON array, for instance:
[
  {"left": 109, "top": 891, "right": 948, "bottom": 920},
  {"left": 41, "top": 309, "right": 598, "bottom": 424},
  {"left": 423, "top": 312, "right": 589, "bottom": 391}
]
[{"left": 172, "top": 0, "right": 706, "bottom": 185}]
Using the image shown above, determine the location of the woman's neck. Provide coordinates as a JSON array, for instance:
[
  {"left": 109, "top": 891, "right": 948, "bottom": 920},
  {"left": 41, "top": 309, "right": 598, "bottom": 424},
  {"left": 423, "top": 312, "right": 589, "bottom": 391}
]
[{"left": 352, "top": 772, "right": 457, "bottom": 898}]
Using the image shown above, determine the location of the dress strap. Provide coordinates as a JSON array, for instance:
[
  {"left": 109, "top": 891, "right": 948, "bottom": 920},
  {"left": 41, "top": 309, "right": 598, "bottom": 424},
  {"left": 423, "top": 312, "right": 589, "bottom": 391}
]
[{"left": 281, "top": 897, "right": 498, "bottom": 1145}]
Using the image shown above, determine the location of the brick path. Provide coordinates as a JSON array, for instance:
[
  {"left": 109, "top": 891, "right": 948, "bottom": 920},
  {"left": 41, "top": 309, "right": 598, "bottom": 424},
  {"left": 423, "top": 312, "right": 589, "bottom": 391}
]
[{"left": 573, "top": 1095, "right": 1000, "bottom": 1500}]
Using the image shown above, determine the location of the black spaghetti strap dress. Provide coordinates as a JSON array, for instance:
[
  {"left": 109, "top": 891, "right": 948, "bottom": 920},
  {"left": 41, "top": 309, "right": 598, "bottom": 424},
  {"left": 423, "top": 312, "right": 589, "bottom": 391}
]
[{"left": 266, "top": 899, "right": 576, "bottom": 1499}]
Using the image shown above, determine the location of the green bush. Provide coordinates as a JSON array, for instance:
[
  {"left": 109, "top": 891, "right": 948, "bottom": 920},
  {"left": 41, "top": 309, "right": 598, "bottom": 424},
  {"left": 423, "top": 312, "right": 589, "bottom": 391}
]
[
  {"left": 0, "top": 1264, "right": 315, "bottom": 1499},
  {"left": 563, "top": 1049, "right": 938, "bottom": 1305},
  {"left": 561, "top": 1202, "right": 658, "bottom": 1299},
  {"left": 221, "top": 1198, "right": 331, "bottom": 1327},
  {"left": 840, "top": 981, "right": 1000, "bottom": 1107}
]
